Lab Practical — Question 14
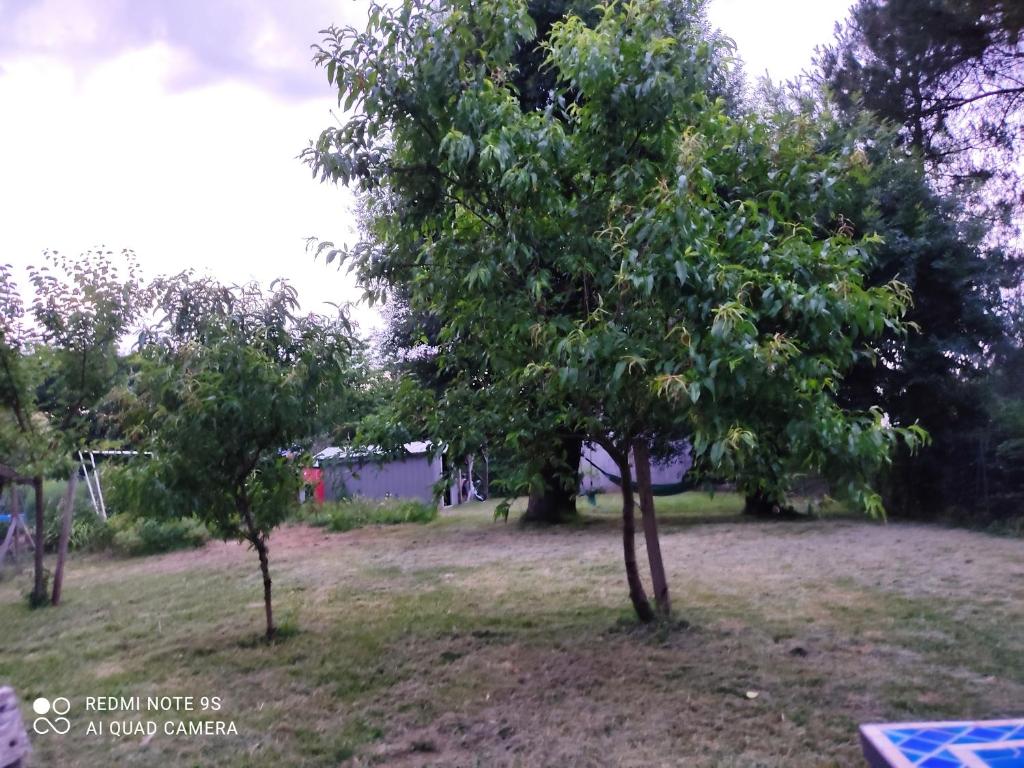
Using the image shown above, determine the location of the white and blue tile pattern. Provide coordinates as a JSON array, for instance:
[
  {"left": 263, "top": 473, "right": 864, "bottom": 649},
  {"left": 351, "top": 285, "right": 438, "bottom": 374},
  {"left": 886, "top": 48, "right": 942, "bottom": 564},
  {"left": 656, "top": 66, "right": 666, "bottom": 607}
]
[{"left": 861, "top": 720, "right": 1024, "bottom": 767}]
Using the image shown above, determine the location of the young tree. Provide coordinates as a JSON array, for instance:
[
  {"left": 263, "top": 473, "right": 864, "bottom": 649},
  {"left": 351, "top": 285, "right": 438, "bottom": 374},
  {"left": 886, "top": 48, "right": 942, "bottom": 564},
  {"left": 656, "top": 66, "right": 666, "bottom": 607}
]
[
  {"left": 29, "top": 250, "right": 144, "bottom": 604},
  {"left": 0, "top": 264, "right": 49, "bottom": 604},
  {"left": 308, "top": 0, "right": 926, "bottom": 621},
  {"left": 124, "top": 276, "right": 355, "bottom": 639},
  {"left": 1, "top": 251, "right": 142, "bottom": 605},
  {"left": 331, "top": 0, "right": 742, "bottom": 526}
]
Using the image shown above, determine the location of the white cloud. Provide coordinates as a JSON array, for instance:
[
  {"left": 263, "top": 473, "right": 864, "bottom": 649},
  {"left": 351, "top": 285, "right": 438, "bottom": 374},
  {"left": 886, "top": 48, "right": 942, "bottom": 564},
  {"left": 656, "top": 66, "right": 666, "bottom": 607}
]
[
  {"left": 707, "top": 0, "right": 853, "bottom": 84},
  {"left": 0, "top": 40, "right": 366, "bottom": 325}
]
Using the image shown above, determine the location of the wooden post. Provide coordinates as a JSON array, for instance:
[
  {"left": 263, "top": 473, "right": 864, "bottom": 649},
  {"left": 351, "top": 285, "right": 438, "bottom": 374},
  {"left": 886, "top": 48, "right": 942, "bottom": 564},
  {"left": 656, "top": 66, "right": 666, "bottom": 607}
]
[
  {"left": 50, "top": 469, "right": 80, "bottom": 606},
  {"left": 32, "top": 476, "right": 46, "bottom": 606}
]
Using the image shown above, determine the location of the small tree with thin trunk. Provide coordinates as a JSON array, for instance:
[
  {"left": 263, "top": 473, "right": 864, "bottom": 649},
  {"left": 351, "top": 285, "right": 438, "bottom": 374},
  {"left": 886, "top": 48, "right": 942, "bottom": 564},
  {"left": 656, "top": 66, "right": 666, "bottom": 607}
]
[
  {"left": 0, "top": 263, "right": 48, "bottom": 604},
  {"left": 1, "top": 252, "right": 142, "bottom": 606},
  {"left": 30, "top": 250, "right": 144, "bottom": 605},
  {"left": 123, "top": 275, "right": 354, "bottom": 640}
]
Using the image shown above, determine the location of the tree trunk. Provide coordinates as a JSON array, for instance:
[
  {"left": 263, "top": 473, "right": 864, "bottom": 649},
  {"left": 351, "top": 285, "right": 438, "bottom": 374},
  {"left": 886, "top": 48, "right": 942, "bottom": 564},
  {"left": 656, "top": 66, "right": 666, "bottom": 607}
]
[
  {"left": 615, "top": 452, "right": 655, "bottom": 623},
  {"left": 521, "top": 435, "right": 581, "bottom": 524},
  {"left": 634, "top": 441, "right": 671, "bottom": 618},
  {"left": 253, "top": 534, "right": 275, "bottom": 641},
  {"left": 239, "top": 499, "right": 275, "bottom": 640},
  {"left": 31, "top": 477, "right": 46, "bottom": 606},
  {"left": 743, "top": 489, "right": 780, "bottom": 517},
  {"left": 51, "top": 469, "right": 80, "bottom": 606}
]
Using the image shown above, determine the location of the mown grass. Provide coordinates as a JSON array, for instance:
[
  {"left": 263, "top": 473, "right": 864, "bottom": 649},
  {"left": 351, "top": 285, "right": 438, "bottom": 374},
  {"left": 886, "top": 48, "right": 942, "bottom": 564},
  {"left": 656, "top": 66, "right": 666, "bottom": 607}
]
[
  {"left": 291, "top": 496, "right": 438, "bottom": 532},
  {"left": 584, "top": 489, "right": 749, "bottom": 519},
  {"left": 549, "top": 488, "right": 849, "bottom": 527},
  {"left": 0, "top": 494, "right": 1020, "bottom": 767}
]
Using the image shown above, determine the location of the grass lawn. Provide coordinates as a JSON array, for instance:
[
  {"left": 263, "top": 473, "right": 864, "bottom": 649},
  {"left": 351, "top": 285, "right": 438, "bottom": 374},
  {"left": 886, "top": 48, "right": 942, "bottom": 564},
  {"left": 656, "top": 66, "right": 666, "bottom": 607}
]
[{"left": 1, "top": 492, "right": 1022, "bottom": 767}]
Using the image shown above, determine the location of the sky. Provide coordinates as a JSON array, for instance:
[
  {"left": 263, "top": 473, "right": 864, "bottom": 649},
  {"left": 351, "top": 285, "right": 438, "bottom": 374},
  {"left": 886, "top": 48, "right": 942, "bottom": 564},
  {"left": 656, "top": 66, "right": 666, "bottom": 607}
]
[{"left": 0, "top": 0, "right": 853, "bottom": 333}]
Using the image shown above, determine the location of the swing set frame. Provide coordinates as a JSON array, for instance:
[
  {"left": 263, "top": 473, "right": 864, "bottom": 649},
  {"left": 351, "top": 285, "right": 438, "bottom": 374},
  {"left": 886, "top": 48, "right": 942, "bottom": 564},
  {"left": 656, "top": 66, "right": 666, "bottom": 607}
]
[{"left": 0, "top": 464, "right": 37, "bottom": 569}]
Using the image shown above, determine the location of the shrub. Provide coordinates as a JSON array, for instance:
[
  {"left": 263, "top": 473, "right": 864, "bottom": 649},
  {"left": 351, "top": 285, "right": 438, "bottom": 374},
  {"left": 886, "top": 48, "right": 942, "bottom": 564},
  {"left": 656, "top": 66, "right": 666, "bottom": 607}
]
[
  {"left": 18, "top": 479, "right": 106, "bottom": 552},
  {"left": 106, "top": 514, "right": 210, "bottom": 557},
  {"left": 90, "top": 464, "right": 210, "bottom": 556},
  {"left": 294, "top": 497, "right": 437, "bottom": 532},
  {"left": 43, "top": 498, "right": 106, "bottom": 552},
  {"left": 101, "top": 464, "right": 176, "bottom": 519},
  {"left": 0, "top": 473, "right": 211, "bottom": 558}
]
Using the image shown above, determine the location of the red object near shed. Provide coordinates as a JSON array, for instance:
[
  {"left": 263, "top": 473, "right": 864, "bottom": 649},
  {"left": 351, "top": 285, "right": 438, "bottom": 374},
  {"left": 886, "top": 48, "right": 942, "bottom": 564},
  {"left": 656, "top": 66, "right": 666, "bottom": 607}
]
[{"left": 302, "top": 467, "right": 325, "bottom": 504}]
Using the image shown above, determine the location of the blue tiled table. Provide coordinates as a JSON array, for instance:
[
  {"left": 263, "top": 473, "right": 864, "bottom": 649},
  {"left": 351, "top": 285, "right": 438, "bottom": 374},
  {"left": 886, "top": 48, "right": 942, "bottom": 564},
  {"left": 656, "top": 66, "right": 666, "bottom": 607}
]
[{"left": 861, "top": 720, "right": 1024, "bottom": 767}]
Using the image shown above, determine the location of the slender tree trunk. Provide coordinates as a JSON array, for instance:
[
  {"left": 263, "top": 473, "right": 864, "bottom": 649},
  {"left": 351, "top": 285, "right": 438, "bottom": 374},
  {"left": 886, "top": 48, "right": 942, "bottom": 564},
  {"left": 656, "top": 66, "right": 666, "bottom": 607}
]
[
  {"left": 51, "top": 469, "right": 80, "bottom": 605},
  {"left": 252, "top": 533, "right": 275, "bottom": 641},
  {"left": 239, "top": 500, "right": 275, "bottom": 640},
  {"left": 615, "top": 451, "right": 655, "bottom": 623},
  {"left": 522, "top": 435, "right": 581, "bottom": 524},
  {"left": 31, "top": 476, "right": 46, "bottom": 606},
  {"left": 743, "top": 489, "right": 780, "bottom": 517},
  {"left": 633, "top": 441, "right": 671, "bottom": 618}
]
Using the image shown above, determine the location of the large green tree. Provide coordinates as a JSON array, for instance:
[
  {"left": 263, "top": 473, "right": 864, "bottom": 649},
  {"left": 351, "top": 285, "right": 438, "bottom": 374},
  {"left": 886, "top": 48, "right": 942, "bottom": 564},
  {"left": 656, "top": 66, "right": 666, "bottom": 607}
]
[
  {"left": 0, "top": 263, "right": 48, "bottom": 602},
  {"left": 833, "top": 116, "right": 1012, "bottom": 517},
  {"left": 309, "top": 0, "right": 925, "bottom": 620},
  {"left": 816, "top": 2, "right": 1024, "bottom": 518},
  {"left": 352, "top": 0, "right": 742, "bottom": 525}
]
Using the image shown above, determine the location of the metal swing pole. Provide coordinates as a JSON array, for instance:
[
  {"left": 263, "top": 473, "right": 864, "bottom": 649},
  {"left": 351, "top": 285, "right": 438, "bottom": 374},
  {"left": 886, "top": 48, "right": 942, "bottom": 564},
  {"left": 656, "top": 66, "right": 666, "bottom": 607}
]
[
  {"left": 79, "top": 450, "right": 100, "bottom": 518},
  {"left": 90, "top": 451, "right": 107, "bottom": 521}
]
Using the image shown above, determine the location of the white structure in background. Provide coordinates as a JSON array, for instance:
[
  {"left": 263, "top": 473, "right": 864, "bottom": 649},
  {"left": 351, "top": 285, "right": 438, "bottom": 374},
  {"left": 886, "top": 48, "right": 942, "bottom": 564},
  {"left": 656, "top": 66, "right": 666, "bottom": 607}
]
[{"left": 579, "top": 441, "right": 692, "bottom": 495}]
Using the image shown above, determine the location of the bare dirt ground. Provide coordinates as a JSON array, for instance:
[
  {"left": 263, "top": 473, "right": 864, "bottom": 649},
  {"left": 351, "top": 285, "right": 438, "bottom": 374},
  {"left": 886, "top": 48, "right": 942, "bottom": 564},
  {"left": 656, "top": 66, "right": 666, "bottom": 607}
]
[{"left": 2, "top": 502, "right": 1022, "bottom": 767}]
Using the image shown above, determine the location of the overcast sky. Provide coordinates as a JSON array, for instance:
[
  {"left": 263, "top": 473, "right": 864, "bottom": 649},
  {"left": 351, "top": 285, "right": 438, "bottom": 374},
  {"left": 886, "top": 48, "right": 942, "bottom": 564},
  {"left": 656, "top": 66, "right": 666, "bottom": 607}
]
[{"left": 0, "top": 0, "right": 853, "bottom": 332}]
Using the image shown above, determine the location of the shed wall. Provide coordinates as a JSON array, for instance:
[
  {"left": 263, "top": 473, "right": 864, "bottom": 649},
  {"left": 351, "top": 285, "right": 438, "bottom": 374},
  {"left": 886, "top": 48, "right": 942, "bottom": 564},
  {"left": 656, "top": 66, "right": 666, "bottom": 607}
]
[{"left": 322, "top": 454, "right": 441, "bottom": 504}]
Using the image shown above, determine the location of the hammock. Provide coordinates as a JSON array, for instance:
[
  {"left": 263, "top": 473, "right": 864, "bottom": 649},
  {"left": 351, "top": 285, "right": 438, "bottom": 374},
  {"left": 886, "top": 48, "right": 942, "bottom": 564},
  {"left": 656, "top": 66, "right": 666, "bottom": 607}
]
[{"left": 582, "top": 456, "right": 695, "bottom": 496}]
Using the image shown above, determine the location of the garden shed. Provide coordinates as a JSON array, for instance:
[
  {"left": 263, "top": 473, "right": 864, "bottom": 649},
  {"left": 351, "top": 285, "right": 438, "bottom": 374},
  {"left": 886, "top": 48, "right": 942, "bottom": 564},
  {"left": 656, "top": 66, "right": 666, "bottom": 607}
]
[{"left": 313, "top": 441, "right": 442, "bottom": 504}]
